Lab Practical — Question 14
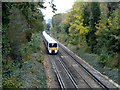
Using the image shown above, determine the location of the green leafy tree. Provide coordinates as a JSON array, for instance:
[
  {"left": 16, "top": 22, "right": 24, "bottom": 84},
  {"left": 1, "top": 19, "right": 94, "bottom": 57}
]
[
  {"left": 52, "top": 14, "right": 63, "bottom": 33},
  {"left": 61, "top": 13, "right": 70, "bottom": 34},
  {"left": 68, "top": 2, "right": 89, "bottom": 49},
  {"left": 2, "top": 3, "right": 12, "bottom": 55},
  {"left": 87, "top": 2, "right": 101, "bottom": 53},
  {"left": 95, "top": 4, "right": 120, "bottom": 66}
]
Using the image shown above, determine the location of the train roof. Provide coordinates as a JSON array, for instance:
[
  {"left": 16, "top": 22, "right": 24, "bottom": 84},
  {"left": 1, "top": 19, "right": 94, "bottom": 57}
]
[{"left": 42, "top": 31, "right": 57, "bottom": 43}]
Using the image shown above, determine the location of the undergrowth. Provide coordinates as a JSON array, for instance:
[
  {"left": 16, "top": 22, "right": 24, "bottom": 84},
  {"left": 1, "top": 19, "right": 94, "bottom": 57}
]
[{"left": 2, "top": 32, "right": 47, "bottom": 88}]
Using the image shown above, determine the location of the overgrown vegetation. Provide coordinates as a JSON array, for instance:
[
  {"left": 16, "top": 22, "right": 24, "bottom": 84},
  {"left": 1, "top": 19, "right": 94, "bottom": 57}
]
[
  {"left": 2, "top": 2, "right": 56, "bottom": 88},
  {"left": 51, "top": 2, "right": 120, "bottom": 83}
]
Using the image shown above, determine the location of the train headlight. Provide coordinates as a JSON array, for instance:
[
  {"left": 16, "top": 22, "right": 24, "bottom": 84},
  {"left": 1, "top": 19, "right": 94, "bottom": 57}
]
[
  {"left": 49, "top": 50, "right": 52, "bottom": 53},
  {"left": 55, "top": 50, "right": 57, "bottom": 53}
]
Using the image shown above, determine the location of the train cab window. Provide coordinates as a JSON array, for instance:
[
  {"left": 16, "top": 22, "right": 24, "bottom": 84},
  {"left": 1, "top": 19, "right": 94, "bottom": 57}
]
[{"left": 49, "top": 43, "right": 57, "bottom": 47}]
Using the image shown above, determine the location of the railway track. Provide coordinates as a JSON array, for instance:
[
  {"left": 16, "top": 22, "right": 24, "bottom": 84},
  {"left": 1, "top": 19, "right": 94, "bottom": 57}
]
[
  {"left": 48, "top": 48, "right": 109, "bottom": 89},
  {"left": 58, "top": 43, "right": 109, "bottom": 89},
  {"left": 48, "top": 55, "right": 78, "bottom": 89},
  {"left": 44, "top": 35, "right": 117, "bottom": 89}
]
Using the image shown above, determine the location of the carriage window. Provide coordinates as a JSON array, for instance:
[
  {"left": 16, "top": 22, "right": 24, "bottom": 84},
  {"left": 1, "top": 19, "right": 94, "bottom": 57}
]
[{"left": 49, "top": 43, "right": 57, "bottom": 47}]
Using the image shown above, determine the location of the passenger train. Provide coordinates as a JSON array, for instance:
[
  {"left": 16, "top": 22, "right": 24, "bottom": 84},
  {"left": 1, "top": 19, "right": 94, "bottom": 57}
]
[{"left": 42, "top": 31, "right": 58, "bottom": 54}]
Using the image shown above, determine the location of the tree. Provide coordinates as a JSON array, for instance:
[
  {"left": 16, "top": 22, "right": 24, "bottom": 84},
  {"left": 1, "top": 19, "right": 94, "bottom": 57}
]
[
  {"left": 2, "top": 2, "right": 45, "bottom": 60},
  {"left": 52, "top": 14, "right": 63, "bottom": 33},
  {"left": 95, "top": 4, "right": 120, "bottom": 66},
  {"left": 86, "top": 2, "right": 101, "bottom": 53},
  {"left": 61, "top": 13, "right": 71, "bottom": 34},
  {"left": 69, "top": 2, "right": 88, "bottom": 46}
]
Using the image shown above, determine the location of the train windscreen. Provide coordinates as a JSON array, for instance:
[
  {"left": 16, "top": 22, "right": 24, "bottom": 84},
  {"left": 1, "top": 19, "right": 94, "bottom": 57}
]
[{"left": 49, "top": 43, "right": 57, "bottom": 47}]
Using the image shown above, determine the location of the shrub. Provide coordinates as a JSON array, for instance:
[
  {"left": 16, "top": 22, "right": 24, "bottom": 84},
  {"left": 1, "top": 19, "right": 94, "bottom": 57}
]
[
  {"left": 98, "top": 53, "right": 111, "bottom": 66},
  {"left": 2, "top": 78, "right": 21, "bottom": 88},
  {"left": 36, "top": 54, "right": 44, "bottom": 63},
  {"left": 110, "top": 53, "right": 120, "bottom": 68}
]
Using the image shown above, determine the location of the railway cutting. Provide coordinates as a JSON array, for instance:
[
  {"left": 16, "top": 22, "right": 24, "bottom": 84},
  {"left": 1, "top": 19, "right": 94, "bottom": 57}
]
[{"left": 42, "top": 31, "right": 119, "bottom": 89}]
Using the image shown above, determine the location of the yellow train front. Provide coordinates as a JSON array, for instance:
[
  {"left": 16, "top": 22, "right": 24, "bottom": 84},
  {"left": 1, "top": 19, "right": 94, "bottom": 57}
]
[
  {"left": 48, "top": 43, "right": 58, "bottom": 54},
  {"left": 42, "top": 31, "right": 58, "bottom": 54}
]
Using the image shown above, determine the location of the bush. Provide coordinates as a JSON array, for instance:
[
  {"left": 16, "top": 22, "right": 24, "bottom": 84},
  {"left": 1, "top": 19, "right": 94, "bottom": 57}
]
[
  {"left": 110, "top": 53, "right": 120, "bottom": 68},
  {"left": 19, "top": 32, "right": 41, "bottom": 63},
  {"left": 98, "top": 53, "right": 111, "bottom": 67},
  {"left": 2, "top": 78, "right": 21, "bottom": 88},
  {"left": 36, "top": 54, "right": 44, "bottom": 63}
]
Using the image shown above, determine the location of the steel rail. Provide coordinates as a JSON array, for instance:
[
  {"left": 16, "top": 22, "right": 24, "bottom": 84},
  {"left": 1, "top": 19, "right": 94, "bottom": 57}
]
[
  {"left": 48, "top": 55, "right": 65, "bottom": 90},
  {"left": 59, "top": 43, "right": 109, "bottom": 90},
  {"left": 58, "top": 51, "right": 94, "bottom": 89},
  {"left": 55, "top": 55, "right": 78, "bottom": 89},
  {"left": 49, "top": 54, "right": 78, "bottom": 89}
]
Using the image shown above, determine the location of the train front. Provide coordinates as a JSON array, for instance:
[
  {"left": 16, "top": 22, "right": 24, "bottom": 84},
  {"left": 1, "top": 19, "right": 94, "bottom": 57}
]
[{"left": 49, "top": 43, "right": 58, "bottom": 54}]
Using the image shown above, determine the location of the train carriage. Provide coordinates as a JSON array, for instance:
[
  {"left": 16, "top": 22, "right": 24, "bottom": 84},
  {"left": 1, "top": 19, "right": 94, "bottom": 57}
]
[{"left": 42, "top": 31, "right": 58, "bottom": 54}]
